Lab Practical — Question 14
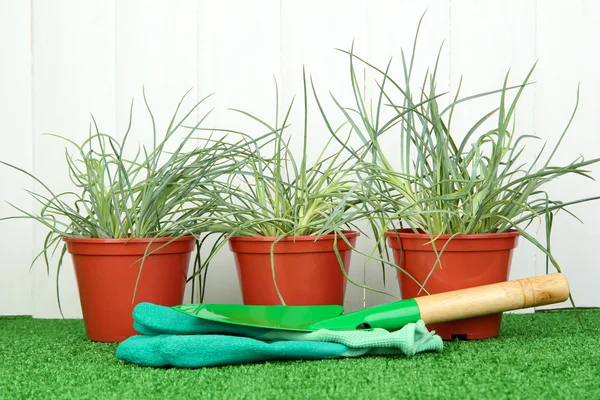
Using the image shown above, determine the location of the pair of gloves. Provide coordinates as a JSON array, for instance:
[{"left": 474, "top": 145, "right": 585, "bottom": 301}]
[{"left": 116, "top": 302, "right": 443, "bottom": 368}]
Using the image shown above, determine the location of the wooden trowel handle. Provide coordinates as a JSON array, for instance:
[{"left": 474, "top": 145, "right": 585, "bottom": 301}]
[{"left": 415, "top": 273, "right": 570, "bottom": 324}]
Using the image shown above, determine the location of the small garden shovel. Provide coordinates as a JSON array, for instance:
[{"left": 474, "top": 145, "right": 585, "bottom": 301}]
[{"left": 174, "top": 273, "right": 570, "bottom": 332}]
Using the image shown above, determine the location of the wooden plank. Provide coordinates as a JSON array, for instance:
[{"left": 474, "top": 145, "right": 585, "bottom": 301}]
[
  {"left": 115, "top": 0, "right": 199, "bottom": 302},
  {"left": 0, "top": 0, "right": 34, "bottom": 316},
  {"left": 31, "top": 0, "right": 116, "bottom": 318},
  {"left": 280, "top": 0, "right": 369, "bottom": 311},
  {"left": 450, "top": 1, "right": 538, "bottom": 311},
  {"left": 364, "top": 0, "right": 451, "bottom": 308},
  {"left": 535, "top": 0, "right": 600, "bottom": 308},
  {"left": 115, "top": 0, "right": 198, "bottom": 140},
  {"left": 9, "top": 0, "right": 598, "bottom": 319},
  {"left": 197, "top": 0, "right": 281, "bottom": 304}
]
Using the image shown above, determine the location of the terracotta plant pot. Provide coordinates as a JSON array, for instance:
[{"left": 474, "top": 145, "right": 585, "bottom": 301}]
[
  {"left": 229, "top": 231, "right": 359, "bottom": 306},
  {"left": 385, "top": 229, "right": 519, "bottom": 340},
  {"left": 64, "top": 236, "right": 195, "bottom": 342}
]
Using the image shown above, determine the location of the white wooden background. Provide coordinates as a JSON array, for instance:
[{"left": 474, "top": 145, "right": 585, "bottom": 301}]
[{"left": 1, "top": 0, "right": 599, "bottom": 318}]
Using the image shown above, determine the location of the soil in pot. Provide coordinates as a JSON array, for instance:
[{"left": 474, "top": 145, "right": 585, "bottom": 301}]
[
  {"left": 386, "top": 229, "right": 519, "bottom": 340},
  {"left": 229, "top": 231, "right": 359, "bottom": 306},
  {"left": 64, "top": 236, "right": 195, "bottom": 342}
]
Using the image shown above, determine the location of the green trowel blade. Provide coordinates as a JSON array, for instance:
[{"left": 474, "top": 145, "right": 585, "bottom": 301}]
[
  {"left": 173, "top": 299, "right": 421, "bottom": 332},
  {"left": 174, "top": 303, "right": 345, "bottom": 332}
]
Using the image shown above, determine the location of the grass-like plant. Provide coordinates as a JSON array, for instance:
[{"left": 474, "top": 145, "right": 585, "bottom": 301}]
[
  {"left": 202, "top": 76, "right": 368, "bottom": 238},
  {"left": 316, "top": 15, "right": 600, "bottom": 279},
  {"left": 0, "top": 89, "right": 269, "bottom": 303},
  {"left": 185, "top": 72, "right": 393, "bottom": 302}
]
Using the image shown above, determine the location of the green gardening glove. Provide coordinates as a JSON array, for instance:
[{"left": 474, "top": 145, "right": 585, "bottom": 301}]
[{"left": 116, "top": 303, "right": 443, "bottom": 368}]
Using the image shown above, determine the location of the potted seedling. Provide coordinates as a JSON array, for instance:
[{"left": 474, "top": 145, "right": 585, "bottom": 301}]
[
  {"left": 198, "top": 74, "right": 374, "bottom": 306},
  {"left": 318, "top": 19, "right": 600, "bottom": 339},
  {"left": 0, "top": 90, "right": 257, "bottom": 342}
]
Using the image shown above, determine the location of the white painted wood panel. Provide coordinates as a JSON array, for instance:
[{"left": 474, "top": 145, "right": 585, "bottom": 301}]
[
  {"left": 198, "top": 0, "right": 282, "bottom": 304},
  {"left": 31, "top": 0, "right": 116, "bottom": 318},
  {"left": 449, "top": 0, "right": 538, "bottom": 301},
  {"left": 0, "top": 0, "right": 33, "bottom": 316},
  {"left": 535, "top": 0, "right": 600, "bottom": 308},
  {"left": 115, "top": 0, "right": 199, "bottom": 302},
  {"left": 363, "top": 1, "right": 451, "bottom": 308},
  {"left": 449, "top": 0, "right": 541, "bottom": 313},
  {"left": 115, "top": 0, "right": 199, "bottom": 142},
  {"left": 0, "top": 0, "right": 599, "bottom": 317},
  {"left": 279, "top": 0, "right": 370, "bottom": 311}
]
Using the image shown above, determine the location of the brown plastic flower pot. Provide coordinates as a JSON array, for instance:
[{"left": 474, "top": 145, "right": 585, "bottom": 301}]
[
  {"left": 229, "top": 231, "right": 359, "bottom": 306},
  {"left": 64, "top": 236, "right": 195, "bottom": 342},
  {"left": 385, "top": 229, "right": 519, "bottom": 340}
]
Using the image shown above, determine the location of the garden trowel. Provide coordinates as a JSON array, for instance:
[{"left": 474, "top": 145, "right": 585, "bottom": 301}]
[{"left": 173, "top": 273, "right": 569, "bottom": 332}]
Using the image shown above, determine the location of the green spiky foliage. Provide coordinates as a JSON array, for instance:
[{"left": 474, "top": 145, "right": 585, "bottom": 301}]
[
  {"left": 0, "top": 90, "right": 270, "bottom": 303},
  {"left": 315, "top": 14, "right": 600, "bottom": 288}
]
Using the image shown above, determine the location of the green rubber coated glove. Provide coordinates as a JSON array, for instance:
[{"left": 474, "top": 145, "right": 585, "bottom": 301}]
[{"left": 116, "top": 303, "right": 443, "bottom": 368}]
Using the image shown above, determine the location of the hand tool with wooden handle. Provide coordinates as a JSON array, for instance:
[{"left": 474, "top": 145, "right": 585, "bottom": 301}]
[{"left": 173, "top": 273, "right": 570, "bottom": 332}]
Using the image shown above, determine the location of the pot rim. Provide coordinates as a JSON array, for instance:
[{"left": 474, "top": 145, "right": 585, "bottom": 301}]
[
  {"left": 385, "top": 228, "right": 519, "bottom": 240},
  {"left": 229, "top": 230, "right": 360, "bottom": 242},
  {"left": 63, "top": 235, "right": 196, "bottom": 244}
]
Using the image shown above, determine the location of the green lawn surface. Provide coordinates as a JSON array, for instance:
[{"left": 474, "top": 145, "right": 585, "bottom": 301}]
[{"left": 1, "top": 310, "right": 599, "bottom": 399}]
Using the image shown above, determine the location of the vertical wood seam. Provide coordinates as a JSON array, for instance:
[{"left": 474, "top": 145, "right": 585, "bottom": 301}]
[
  {"left": 448, "top": 0, "right": 452, "bottom": 105},
  {"left": 114, "top": 0, "right": 118, "bottom": 137},
  {"left": 28, "top": 0, "right": 35, "bottom": 317}
]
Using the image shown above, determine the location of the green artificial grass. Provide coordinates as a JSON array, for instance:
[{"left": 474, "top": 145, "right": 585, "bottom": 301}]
[{"left": 1, "top": 310, "right": 599, "bottom": 399}]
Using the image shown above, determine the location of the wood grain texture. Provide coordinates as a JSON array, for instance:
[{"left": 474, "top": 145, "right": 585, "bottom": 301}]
[
  {"left": 447, "top": 0, "right": 539, "bottom": 312},
  {"left": 31, "top": 0, "right": 116, "bottom": 318},
  {"left": 1, "top": 0, "right": 599, "bottom": 316},
  {"left": 0, "top": 0, "right": 34, "bottom": 315},
  {"left": 416, "top": 273, "right": 570, "bottom": 324},
  {"left": 363, "top": 0, "right": 451, "bottom": 308},
  {"left": 280, "top": 0, "right": 370, "bottom": 311},
  {"left": 534, "top": 0, "right": 600, "bottom": 308},
  {"left": 115, "top": 0, "right": 199, "bottom": 303},
  {"left": 198, "top": 0, "right": 281, "bottom": 305}
]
